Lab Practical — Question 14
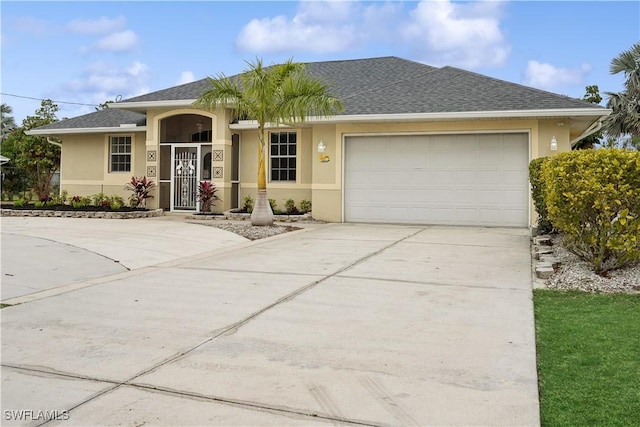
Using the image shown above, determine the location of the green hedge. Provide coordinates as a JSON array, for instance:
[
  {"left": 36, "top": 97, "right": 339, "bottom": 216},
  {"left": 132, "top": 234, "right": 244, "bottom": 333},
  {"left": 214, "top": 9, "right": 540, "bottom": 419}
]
[
  {"left": 529, "top": 157, "right": 553, "bottom": 234},
  {"left": 542, "top": 149, "right": 640, "bottom": 274}
]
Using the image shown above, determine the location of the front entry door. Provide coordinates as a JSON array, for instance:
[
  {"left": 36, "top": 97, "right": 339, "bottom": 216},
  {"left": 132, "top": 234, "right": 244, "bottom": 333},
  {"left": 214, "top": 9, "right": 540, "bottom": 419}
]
[{"left": 172, "top": 145, "right": 199, "bottom": 211}]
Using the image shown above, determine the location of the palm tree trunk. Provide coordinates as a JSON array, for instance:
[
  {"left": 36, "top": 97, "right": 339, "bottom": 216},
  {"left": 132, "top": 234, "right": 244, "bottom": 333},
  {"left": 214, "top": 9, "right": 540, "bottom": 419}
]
[{"left": 251, "top": 128, "right": 274, "bottom": 226}]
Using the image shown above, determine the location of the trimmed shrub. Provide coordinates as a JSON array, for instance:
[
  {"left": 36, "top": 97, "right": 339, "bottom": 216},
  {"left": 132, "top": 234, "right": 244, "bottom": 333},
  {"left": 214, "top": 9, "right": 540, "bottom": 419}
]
[
  {"left": 284, "top": 198, "right": 299, "bottom": 214},
  {"left": 268, "top": 198, "right": 277, "bottom": 213},
  {"left": 543, "top": 149, "right": 640, "bottom": 274},
  {"left": 92, "top": 192, "right": 109, "bottom": 207},
  {"left": 300, "top": 199, "right": 312, "bottom": 213},
  {"left": 242, "top": 195, "right": 254, "bottom": 213},
  {"left": 529, "top": 157, "right": 553, "bottom": 234}
]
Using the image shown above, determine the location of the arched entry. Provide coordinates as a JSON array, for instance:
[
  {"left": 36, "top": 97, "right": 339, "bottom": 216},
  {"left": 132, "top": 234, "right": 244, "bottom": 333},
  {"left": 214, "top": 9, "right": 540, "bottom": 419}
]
[{"left": 158, "top": 113, "right": 212, "bottom": 211}]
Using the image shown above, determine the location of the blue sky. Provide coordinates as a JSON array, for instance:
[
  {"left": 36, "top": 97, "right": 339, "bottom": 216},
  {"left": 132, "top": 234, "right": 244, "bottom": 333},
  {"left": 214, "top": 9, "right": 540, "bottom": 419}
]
[{"left": 1, "top": 1, "right": 638, "bottom": 124}]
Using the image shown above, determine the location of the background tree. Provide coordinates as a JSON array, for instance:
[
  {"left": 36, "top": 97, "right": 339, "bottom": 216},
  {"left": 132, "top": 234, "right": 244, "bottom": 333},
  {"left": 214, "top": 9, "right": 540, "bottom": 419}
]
[
  {"left": 8, "top": 100, "right": 62, "bottom": 201},
  {"left": 96, "top": 100, "right": 114, "bottom": 111},
  {"left": 1, "top": 103, "right": 17, "bottom": 142},
  {"left": 194, "top": 58, "right": 343, "bottom": 226},
  {"left": 604, "top": 42, "right": 640, "bottom": 138},
  {"left": 573, "top": 85, "right": 603, "bottom": 149}
]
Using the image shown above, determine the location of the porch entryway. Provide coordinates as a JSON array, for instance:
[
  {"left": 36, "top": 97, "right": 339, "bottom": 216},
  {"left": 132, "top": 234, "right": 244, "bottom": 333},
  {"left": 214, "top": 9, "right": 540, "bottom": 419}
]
[
  {"left": 158, "top": 114, "right": 213, "bottom": 212},
  {"left": 159, "top": 143, "right": 212, "bottom": 212}
]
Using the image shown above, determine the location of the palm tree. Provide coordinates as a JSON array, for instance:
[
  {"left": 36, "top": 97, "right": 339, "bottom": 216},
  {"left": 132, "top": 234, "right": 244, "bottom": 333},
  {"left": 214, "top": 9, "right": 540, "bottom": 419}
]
[
  {"left": 605, "top": 42, "right": 640, "bottom": 137},
  {"left": 194, "top": 58, "right": 343, "bottom": 226}
]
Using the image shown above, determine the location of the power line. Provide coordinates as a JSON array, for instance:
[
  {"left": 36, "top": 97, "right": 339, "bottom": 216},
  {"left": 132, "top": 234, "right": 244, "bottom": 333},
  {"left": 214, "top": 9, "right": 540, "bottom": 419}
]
[{"left": 0, "top": 92, "right": 100, "bottom": 107}]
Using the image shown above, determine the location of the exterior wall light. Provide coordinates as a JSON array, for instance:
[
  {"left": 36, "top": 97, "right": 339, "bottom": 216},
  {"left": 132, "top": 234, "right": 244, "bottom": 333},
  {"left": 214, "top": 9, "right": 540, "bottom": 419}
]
[
  {"left": 196, "top": 120, "right": 204, "bottom": 132},
  {"left": 550, "top": 136, "right": 558, "bottom": 151},
  {"left": 317, "top": 140, "right": 326, "bottom": 153}
]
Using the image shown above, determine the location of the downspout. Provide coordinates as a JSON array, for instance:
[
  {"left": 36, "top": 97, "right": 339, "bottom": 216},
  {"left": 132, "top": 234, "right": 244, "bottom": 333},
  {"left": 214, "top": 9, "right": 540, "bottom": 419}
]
[
  {"left": 47, "top": 137, "right": 62, "bottom": 147},
  {"left": 570, "top": 115, "right": 607, "bottom": 148},
  {"left": 46, "top": 137, "right": 62, "bottom": 196}
]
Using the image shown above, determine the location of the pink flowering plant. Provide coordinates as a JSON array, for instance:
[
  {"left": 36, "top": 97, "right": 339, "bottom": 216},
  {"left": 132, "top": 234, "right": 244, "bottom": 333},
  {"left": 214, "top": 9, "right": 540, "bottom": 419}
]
[
  {"left": 197, "top": 180, "right": 220, "bottom": 213},
  {"left": 126, "top": 176, "right": 156, "bottom": 208}
]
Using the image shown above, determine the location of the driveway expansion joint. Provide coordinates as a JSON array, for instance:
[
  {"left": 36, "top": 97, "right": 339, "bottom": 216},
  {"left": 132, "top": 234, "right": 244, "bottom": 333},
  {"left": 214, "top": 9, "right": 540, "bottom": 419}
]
[
  {"left": 126, "top": 382, "right": 386, "bottom": 427},
  {"left": 24, "top": 227, "right": 426, "bottom": 424}
]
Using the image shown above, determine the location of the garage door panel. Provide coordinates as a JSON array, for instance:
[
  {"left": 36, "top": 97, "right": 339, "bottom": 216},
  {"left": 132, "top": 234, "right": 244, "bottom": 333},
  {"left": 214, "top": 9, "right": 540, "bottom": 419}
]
[
  {"left": 454, "top": 190, "right": 478, "bottom": 204},
  {"left": 478, "top": 170, "right": 501, "bottom": 185},
  {"left": 479, "top": 151, "right": 503, "bottom": 168},
  {"left": 455, "top": 170, "right": 478, "bottom": 185},
  {"left": 388, "top": 170, "right": 411, "bottom": 184},
  {"left": 410, "top": 169, "right": 432, "bottom": 183},
  {"left": 478, "top": 190, "right": 503, "bottom": 204},
  {"left": 503, "top": 170, "right": 528, "bottom": 186},
  {"left": 345, "top": 133, "right": 529, "bottom": 226},
  {"left": 504, "top": 149, "right": 527, "bottom": 163},
  {"left": 388, "top": 190, "right": 412, "bottom": 203}
]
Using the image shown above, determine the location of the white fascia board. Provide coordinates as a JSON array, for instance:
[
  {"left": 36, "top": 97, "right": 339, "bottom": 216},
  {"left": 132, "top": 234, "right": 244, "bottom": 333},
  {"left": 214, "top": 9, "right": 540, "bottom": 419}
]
[
  {"left": 109, "top": 100, "right": 197, "bottom": 110},
  {"left": 229, "top": 121, "right": 297, "bottom": 130},
  {"left": 26, "top": 126, "right": 147, "bottom": 136},
  {"left": 305, "top": 108, "right": 612, "bottom": 123},
  {"left": 228, "top": 108, "right": 611, "bottom": 129}
]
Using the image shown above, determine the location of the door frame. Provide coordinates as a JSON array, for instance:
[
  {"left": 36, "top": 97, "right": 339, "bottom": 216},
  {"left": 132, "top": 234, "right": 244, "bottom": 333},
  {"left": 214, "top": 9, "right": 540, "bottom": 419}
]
[{"left": 170, "top": 143, "right": 201, "bottom": 212}]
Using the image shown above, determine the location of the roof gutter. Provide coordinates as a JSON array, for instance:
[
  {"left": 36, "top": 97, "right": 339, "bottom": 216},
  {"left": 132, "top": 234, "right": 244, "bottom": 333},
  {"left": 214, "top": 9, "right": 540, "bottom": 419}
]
[
  {"left": 47, "top": 137, "right": 62, "bottom": 147},
  {"left": 308, "top": 108, "right": 613, "bottom": 123},
  {"left": 570, "top": 115, "right": 608, "bottom": 148},
  {"left": 109, "top": 99, "right": 610, "bottom": 122},
  {"left": 26, "top": 126, "right": 147, "bottom": 136},
  {"left": 109, "top": 99, "right": 197, "bottom": 111},
  {"left": 230, "top": 108, "right": 613, "bottom": 129}
]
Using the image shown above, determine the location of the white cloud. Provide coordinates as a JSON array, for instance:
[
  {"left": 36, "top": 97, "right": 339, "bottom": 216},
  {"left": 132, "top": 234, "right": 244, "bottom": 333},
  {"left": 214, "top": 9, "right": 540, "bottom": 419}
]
[
  {"left": 66, "top": 16, "right": 126, "bottom": 35},
  {"left": 62, "top": 60, "right": 150, "bottom": 104},
  {"left": 235, "top": 0, "right": 507, "bottom": 69},
  {"left": 93, "top": 30, "right": 138, "bottom": 52},
  {"left": 236, "top": 1, "right": 400, "bottom": 54},
  {"left": 524, "top": 60, "right": 591, "bottom": 90},
  {"left": 402, "top": 0, "right": 510, "bottom": 68},
  {"left": 176, "top": 71, "right": 196, "bottom": 85},
  {"left": 12, "top": 16, "right": 51, "bottom": 36}
]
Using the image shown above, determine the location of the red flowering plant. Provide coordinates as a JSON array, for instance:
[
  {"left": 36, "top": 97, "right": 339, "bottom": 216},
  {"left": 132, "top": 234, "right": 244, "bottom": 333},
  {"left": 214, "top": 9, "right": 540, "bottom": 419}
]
[
  {"left": 197, "top": 181, "right": 220, "bottom": 213},
  {"left": 126, "top": 176, "right": 155, "bottom": 208}
]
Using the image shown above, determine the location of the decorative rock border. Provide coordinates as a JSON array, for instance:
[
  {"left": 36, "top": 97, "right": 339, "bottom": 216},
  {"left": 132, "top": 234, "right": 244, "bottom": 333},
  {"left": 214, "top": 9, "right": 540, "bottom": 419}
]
[
  {"left": 187, "top": 211, "right": 313, "bottom": 223},
  {"left": 1, "top": 208, "right": 164, "bottom": 219},
  {"left": 532, "top": 234, "right": 562, "bottom": 280}
]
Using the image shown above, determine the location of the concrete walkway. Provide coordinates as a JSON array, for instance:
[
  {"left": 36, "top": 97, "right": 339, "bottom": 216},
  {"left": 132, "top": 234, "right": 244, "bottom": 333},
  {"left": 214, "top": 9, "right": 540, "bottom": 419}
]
[{"left": 1, "top": 217, "right": 539, "bottom": 426}]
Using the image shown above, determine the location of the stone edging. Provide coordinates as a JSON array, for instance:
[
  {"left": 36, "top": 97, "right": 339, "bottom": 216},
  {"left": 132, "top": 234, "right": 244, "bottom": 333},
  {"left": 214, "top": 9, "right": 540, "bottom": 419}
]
[
  {"left": 1, "top": 208, "right": 164, "bottom": 219},
  {"left": 532, "top": 234, "right": 561, "bottom": 283},
  {"left": 187, "top": 211, "right": 313, "bottom": 223}
]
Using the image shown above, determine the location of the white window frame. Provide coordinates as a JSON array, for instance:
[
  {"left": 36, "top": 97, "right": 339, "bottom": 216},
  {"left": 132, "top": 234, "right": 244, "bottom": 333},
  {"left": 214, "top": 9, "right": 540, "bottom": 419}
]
[
  {"left": 269, "top": 131, "right": 297, "bottom": 182},
  {"left": 109, "top": 135, "right": 132, "bottom": 173}
]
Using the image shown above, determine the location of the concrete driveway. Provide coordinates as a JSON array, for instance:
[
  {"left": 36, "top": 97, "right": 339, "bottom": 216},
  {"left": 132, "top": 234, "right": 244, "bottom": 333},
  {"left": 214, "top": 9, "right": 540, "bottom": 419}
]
[{"left": 1, "top": 217, "right": 539, "bottom": 426}]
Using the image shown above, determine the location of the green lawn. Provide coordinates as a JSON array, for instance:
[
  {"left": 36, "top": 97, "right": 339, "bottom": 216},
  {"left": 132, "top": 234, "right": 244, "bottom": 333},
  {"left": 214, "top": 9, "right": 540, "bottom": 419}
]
[{"left": 534, "top": 290, "right": 640, "bottom": 426}]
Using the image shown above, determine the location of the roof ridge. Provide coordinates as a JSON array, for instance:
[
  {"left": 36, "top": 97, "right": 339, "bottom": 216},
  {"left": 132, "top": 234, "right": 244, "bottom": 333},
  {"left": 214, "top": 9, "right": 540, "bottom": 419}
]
[{"left": 301, "top": 55, "right": 400, "bottom": 66}]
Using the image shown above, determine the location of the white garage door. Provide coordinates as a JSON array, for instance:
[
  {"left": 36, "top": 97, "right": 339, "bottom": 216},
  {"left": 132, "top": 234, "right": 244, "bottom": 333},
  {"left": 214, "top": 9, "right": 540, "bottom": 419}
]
[{"left": 344, "top": 133, "right": 529, "bottom": 227}]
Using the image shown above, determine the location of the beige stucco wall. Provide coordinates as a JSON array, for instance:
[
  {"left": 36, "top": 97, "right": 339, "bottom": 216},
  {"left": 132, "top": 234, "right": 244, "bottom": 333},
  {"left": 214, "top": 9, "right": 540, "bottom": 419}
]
[
  {"left": 56, "top": 110, "right": 585, "bottom": 226},
  {"left": 60, "top": 131, "right": 145, "bottom": 200},
  {"left": 237, "top": 127, "right": 313, "bottom": 211}
]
